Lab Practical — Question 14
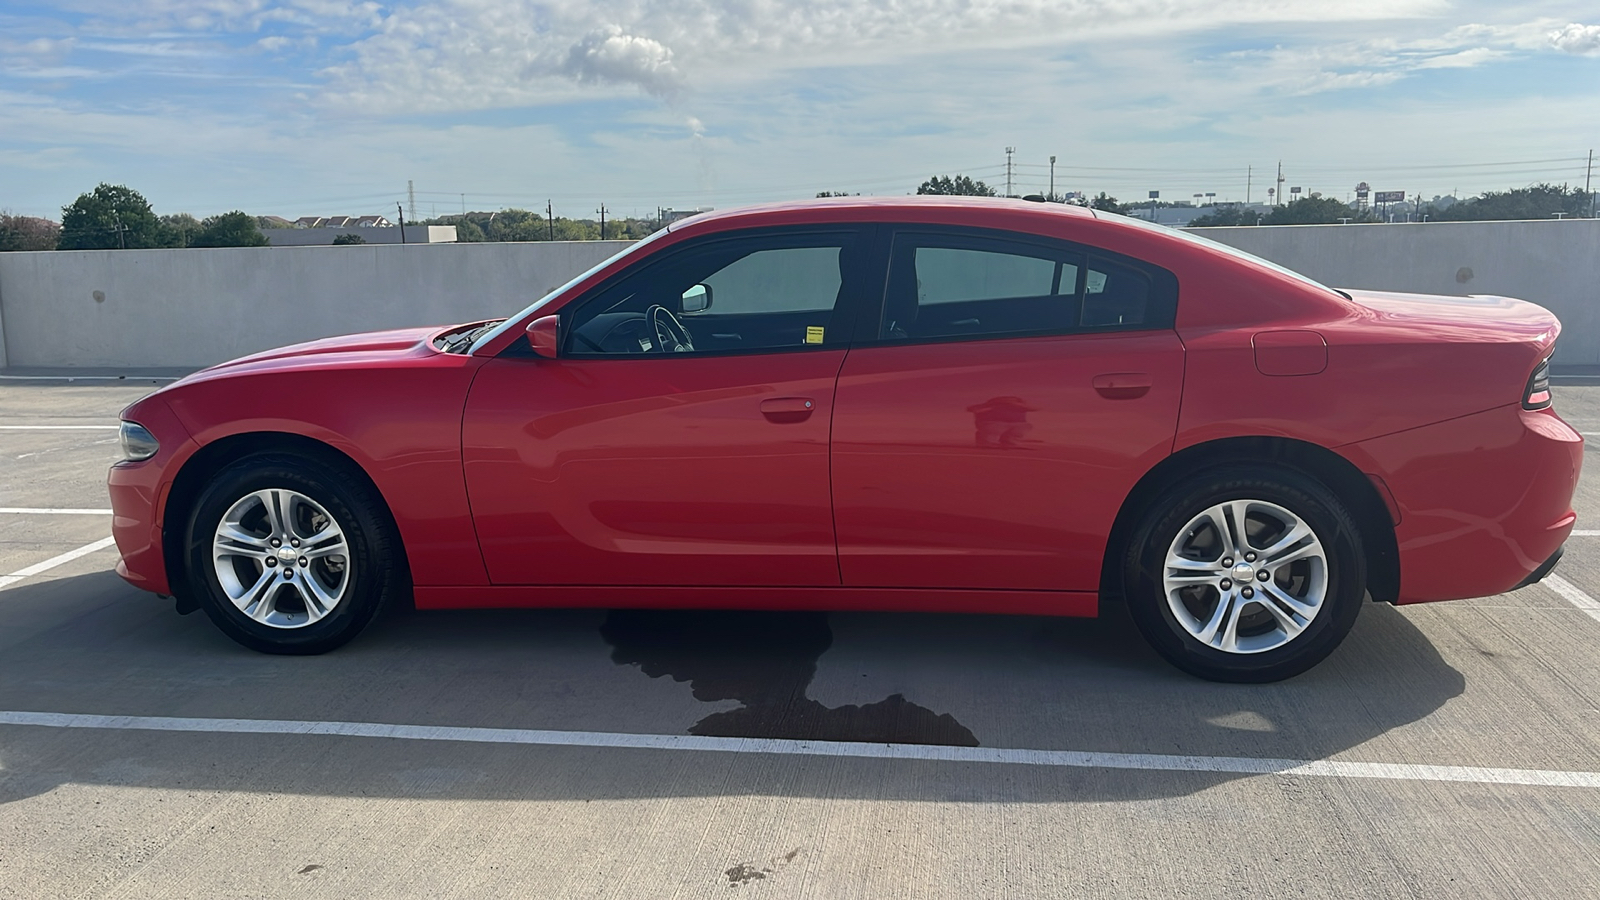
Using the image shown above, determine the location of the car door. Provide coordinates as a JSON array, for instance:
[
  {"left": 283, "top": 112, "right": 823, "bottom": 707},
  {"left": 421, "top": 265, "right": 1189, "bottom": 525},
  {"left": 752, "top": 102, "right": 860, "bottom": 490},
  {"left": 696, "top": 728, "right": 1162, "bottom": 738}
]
[
  {"left": 462, "top": 226, "right": 877, "bottom": 586},
  {"left": 831, "top": 226, "right": 1185, "bottom": 592}
]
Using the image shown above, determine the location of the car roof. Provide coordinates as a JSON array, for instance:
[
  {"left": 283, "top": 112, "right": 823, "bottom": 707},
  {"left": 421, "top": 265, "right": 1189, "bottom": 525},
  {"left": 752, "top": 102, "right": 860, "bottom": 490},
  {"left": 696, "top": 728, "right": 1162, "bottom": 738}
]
[{"left": 667, "top": 195, "right": 1098, "bottom": 233}]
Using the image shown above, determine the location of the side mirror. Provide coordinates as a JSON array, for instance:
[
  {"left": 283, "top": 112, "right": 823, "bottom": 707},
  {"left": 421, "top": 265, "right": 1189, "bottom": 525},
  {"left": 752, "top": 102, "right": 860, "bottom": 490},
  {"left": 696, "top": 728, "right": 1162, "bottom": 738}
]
[
  {"left": 525, "top": 315, "right": 560, "bottom": 358},
  {"left": 681, "top": 283, "right": 712, "bottom": 313}
]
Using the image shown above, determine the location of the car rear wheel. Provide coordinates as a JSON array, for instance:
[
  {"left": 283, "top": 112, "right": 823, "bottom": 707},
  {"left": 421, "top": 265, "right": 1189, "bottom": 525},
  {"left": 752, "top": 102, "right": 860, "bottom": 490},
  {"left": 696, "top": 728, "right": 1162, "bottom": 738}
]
[
  {"left": 1123, "top": 466, "right": 1365, "bottom": 682},
  {"left": 184, "top": 453, "right": 398, "bottom": 654}
]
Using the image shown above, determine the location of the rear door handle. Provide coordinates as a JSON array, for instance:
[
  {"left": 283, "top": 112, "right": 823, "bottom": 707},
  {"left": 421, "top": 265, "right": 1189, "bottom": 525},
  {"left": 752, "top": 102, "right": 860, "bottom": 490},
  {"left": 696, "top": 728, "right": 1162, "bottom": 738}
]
[
  {"left": 760, "top": 397, "right": 816, "bottom": 422},
  {"left": 1092, "top": 373, "right": 1151, "bottom": 399}
]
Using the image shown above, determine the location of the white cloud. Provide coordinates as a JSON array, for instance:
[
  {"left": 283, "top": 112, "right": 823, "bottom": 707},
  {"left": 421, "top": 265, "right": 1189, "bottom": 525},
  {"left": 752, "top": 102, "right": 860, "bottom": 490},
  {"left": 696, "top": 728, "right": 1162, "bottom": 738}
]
[
  {"left": 317, "top": 0, "right": 1450, "bottom": 113},
  {"left": 1412, "top": 47, "right": 1508, "bottom": 68},
  {"left": 563, "top": 26, "right": 681, "bottom": 97},
  {"left": 1549, "top": 23, "right": 1600, "bottom": 55}
]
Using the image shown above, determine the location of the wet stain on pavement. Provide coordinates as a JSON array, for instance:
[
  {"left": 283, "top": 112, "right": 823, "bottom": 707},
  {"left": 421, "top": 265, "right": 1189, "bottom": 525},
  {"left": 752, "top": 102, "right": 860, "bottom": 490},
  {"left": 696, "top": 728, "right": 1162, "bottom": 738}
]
[
  {"left": 725, "top": 848, "right": 802, "bottom": 888},
  {"left": 600, "top": 610, "right": 979, "bottom": 746}
]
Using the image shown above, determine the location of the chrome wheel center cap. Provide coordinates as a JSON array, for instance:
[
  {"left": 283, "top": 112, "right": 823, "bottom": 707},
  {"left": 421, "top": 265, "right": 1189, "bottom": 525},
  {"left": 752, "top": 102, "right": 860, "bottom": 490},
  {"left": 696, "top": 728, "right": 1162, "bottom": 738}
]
[
  {"left": 1232, "top": 562, "right": 1255, "bottom": 582},
  {"left": 277, "top": 545, "right": 299, "bottom": 565}
]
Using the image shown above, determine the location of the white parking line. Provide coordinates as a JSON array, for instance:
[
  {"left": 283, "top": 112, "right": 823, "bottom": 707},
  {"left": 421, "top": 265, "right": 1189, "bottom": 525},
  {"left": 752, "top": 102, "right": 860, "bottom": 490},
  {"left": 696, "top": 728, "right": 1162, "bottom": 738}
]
[
  {"left": 0, "top": 508, "right": 114, "bottom": 515},
  {"left": 1, "top": 710, "right": 1597, "bottom": 789},
  {"left": 1571, "top": 531, "right": 1600, "bottom": 536},
  {"left": 0, "top": 425, "right": 118, "bottom": 430},
  {"left": 1543, "top": 574, "right": 1600, "bottom": 626},
  {"left": 0, "top": 536, "right": 118, "bottom": 590}
]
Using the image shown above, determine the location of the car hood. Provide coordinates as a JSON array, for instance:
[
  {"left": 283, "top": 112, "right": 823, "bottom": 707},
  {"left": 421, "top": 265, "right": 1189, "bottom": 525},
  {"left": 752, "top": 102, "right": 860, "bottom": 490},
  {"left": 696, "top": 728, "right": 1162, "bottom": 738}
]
[
  {"left": 165, "top": 326, "right": 448, "bottom": 389},
  {"left": 1341, "top": 289, "right": 1560, "bottom": 351}
]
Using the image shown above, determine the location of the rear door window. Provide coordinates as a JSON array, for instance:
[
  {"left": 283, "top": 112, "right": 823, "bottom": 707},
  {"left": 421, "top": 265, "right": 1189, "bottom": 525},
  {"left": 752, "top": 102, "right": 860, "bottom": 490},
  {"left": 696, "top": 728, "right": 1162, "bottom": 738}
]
[{"left": 878, "top": 229, "right": 1173, "bottom": 342}]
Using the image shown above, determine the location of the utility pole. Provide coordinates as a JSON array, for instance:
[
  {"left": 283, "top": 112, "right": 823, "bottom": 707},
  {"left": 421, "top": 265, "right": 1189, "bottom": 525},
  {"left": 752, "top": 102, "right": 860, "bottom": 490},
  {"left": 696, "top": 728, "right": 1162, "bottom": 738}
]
[
  {"left": 407, "top": 180, "right": 417, "bottom": 222},
  {"left": 460, "top": 193, "right": 466, "bottom": 217},
  {"left": 1246, "top": 165, "right": 1252, "bottom": 205},
  {"left": 397, "top": 203, "right": 407, "bottom": 244},
  {"left": 111, "top": 211, "right": 126, "bottom": 249},
  {"left": 1580, "top": 148, "right": 1593, "bottom": 217},
  {"left": 547, "top": 200, "right": 555, "bottom": 241},
  {"left": 1049, "top": 155, "right": 1057, "bottom": 201},
  {"left": 597, "top": 204, "right": 608, "bottom": 240},
  {"left": 1275, "top": 161, "right": 1285, "bottom": 207},
  {"left": 1005, "top": 146, "right": 1016, "bottom": 197}
]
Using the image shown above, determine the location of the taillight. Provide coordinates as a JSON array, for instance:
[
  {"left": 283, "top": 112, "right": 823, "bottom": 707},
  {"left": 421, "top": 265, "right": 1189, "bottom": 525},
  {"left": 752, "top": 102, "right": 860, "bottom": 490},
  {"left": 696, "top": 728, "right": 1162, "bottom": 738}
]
[{"left": 1522, "top": 357, "right": 1552, "bottom": 410}]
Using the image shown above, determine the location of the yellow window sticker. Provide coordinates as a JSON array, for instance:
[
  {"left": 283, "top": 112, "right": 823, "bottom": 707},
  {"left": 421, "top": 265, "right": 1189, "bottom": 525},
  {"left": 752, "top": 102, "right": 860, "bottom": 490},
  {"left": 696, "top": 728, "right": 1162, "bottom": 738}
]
[{"left": 805, "top": 326, "right": 825, "bottom": 344}]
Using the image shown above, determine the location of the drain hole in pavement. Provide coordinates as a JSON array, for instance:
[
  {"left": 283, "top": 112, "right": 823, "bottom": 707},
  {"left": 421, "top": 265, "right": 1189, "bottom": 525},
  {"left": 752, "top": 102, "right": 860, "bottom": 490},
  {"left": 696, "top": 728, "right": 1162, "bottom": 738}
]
[{"left": 600, "top": 610, "right": 979, "bottom": 747}]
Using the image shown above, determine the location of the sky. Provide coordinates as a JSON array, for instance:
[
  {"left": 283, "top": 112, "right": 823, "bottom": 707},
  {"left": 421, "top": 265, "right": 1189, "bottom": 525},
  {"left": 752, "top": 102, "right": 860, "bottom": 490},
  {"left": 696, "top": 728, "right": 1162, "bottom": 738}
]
[{"left": 1, "top": 0, "right": 1598, "bottom": 222}]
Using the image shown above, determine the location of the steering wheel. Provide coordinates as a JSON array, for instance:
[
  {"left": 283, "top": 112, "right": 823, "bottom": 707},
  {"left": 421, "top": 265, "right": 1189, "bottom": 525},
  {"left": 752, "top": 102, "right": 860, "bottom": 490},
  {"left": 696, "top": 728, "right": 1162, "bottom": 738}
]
[{"left": 645, "top": 304, "right": 695, "bottom": 353}]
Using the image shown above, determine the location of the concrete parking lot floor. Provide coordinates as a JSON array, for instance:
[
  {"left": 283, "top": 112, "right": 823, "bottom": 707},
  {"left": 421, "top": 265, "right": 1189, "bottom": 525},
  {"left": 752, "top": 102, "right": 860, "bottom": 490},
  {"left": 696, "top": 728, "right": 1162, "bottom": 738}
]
[{"left": 2, "top": 378, "right": 1598, "bottom": 898}]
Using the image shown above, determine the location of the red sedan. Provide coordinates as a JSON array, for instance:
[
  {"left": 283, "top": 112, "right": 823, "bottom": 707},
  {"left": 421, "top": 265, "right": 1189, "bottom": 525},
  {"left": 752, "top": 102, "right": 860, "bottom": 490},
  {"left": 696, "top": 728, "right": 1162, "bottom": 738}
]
[{"left": 109, "top": 197, "right": 1580, "bottom": 681}]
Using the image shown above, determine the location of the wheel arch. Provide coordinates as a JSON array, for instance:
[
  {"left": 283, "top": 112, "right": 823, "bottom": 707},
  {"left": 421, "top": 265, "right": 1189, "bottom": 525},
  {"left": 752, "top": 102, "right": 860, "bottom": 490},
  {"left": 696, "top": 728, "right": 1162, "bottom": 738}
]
[
  {"left": 1099, "top": 436, "right": 1400, "bottom": 608},
  {"left": 162, "top": 431, "right": 411, "bottom": 613}
]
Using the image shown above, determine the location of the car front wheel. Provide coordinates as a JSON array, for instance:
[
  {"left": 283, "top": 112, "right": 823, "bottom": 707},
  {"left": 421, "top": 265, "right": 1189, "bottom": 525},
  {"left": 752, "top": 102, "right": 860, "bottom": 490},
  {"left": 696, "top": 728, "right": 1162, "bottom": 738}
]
[
  {"left": 1123, "top": 466, "right": 1366, "bottom": 682},
  {"left": 184, "top": 453, "right": 398, "bottom": 654}
]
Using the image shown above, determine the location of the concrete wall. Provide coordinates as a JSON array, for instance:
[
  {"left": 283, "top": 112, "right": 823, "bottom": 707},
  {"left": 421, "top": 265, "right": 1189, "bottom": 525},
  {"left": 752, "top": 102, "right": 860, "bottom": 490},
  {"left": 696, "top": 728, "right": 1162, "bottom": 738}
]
[
  {"left": 1192, "top": 218, "right": 1600, "bottom": 366},
  {"left": 0, "top": 241, "right": 630, "bottom": 369},
  {"left": 1, "top": 219, "right": 1597, "bottom": 370}
]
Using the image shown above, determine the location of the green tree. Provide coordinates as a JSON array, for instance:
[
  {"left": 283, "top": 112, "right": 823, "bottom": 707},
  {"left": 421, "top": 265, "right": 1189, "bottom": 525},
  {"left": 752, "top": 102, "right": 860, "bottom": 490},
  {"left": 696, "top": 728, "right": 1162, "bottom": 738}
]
[
  {"left": 191, "top": 210, "right": 269, "bottom": 247},
  {"left": 1263, "top": 196, "right": 1363, "bottom": 225},
  {"left": 160, "top": 213, "right": 202, "bottom": 248},
  {"left": 1186, "top": 205, "right": 1260, "bottom": 227},
  {"left": 916, "top": 175, "right": 996, "bottom": 196},
  {"left": 58, "top": 183, "right": 166, "bottom": 250},
  {"left": 451, "top": 219, "right": 485, "bottom": 242},
  {"left": 0, "top": 212, "right": 61, "bottom": 251},
  {"left": 1088, "top": 192, "right": 1124, "bottom": 214},
  {"left": 331, "top": 233, "right": 367, "bottom": 245},
  {"left": 1433, "top": 184, "right": 1594, "bottom": 221}
]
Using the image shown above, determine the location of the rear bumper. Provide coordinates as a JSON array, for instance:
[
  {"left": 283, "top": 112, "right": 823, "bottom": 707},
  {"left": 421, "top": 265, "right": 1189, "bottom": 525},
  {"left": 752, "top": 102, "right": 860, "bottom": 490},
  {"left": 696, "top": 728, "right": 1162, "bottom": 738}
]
[
  {"left": 1343, "top": 404, "right": 1582, "bottom": 603},
  {"left": 1513, "top": 545, "right": 1564, "bottom": 591}
]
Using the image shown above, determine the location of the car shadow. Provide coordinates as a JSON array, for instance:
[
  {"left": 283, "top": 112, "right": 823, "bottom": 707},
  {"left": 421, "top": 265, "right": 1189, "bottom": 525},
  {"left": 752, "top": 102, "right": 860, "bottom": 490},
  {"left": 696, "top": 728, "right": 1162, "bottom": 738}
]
[{"left": 0, "top": 572, "right": 1465, "bottom": 807}]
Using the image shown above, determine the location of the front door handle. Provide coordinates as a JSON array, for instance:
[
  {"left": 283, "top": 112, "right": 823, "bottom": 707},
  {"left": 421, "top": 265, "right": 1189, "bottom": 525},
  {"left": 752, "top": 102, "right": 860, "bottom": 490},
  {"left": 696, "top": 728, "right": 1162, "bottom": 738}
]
[
  {"left": 1092, "top": 373, "right": 1151, "bottom": 400},
  {"left": 760, "top": 397, "right": 816, "bottom": 422}
]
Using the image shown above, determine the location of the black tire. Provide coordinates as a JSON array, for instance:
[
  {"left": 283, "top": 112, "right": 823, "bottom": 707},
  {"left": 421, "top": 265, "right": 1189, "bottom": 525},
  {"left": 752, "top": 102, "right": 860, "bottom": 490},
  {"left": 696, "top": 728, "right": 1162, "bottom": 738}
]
[
  {"left": 1123, "top": 466, "right": 1365, "bottom": 683},
  {"left": 184, "top": 453, "right": 400, "bottom": 655}
]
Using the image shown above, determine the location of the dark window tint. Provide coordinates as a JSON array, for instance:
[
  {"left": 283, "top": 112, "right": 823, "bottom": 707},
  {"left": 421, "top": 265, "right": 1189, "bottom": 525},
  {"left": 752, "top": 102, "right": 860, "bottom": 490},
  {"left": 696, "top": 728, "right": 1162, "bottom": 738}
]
[
  {"left": 566, "top": 232, "right": 863, "bottom": 356},
  {"left": 881, "top": 230, "right": 1170, "bottom": 342},
  {"left": 883, "top": 235, "right": 1083, "bottom": 340},
  {"left": 1081, "top": 258, "right": 1151, "bottom": 327}
]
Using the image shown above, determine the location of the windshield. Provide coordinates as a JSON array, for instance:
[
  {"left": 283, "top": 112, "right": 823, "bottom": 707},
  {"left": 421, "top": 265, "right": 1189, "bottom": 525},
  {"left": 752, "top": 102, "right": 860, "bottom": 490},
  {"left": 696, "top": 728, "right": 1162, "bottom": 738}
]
[
  {"left": 1103, "top": 212, "right": 1347, "bottom": 299},
  {"left": 467, "top": 230, "right": 673, "bottom": 354}
]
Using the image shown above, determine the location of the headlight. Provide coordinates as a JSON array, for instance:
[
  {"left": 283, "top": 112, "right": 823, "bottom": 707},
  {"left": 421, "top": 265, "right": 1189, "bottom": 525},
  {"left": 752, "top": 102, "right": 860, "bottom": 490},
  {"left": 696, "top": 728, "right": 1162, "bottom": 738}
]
[{"left": 119, "top": 421, "right": 160, "bottom": 461}]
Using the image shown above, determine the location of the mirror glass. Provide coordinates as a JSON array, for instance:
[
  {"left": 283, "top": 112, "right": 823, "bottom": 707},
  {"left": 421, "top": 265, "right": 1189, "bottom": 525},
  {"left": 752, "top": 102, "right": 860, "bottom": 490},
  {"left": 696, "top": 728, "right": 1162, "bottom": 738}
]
[{"left": 681, "top": 283, "right": 711, "bottom": 313}]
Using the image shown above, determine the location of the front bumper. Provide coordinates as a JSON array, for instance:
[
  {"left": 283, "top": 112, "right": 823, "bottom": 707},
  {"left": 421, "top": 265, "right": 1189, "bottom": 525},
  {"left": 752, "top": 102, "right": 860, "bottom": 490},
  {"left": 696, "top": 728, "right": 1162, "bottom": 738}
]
[{"left": 108, "top": 399, "right": 195, "bottom": 598}]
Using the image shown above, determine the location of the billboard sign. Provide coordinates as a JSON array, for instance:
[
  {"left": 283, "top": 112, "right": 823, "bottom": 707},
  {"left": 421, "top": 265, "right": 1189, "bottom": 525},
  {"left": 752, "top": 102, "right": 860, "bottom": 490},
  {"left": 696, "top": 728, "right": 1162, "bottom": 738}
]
[{"left": 1374, "top": 190, "right": 1406, "bottom": 203}]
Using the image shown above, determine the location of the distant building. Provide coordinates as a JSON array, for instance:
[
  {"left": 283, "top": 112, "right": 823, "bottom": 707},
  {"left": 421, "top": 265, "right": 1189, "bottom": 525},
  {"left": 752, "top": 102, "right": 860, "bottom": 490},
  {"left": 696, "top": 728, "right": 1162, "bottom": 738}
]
[
  {"left": 257, "top": 215, "right": 294, "bottom": 229},
  {"left": 266, "top": 225, "right": 458, "bottom": 246},
  {"left": 661, "top": 207, "right": 714, "bottom": 225},
  {"left": 289, "top": 214, "right": 396, "bottom": 230}
]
